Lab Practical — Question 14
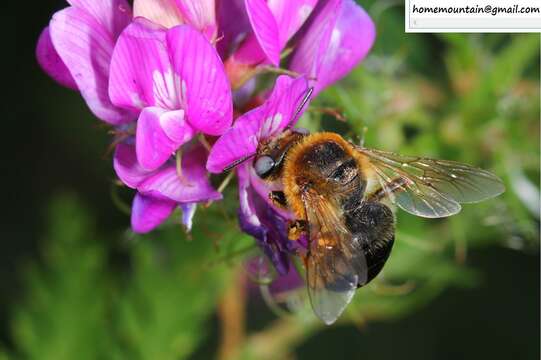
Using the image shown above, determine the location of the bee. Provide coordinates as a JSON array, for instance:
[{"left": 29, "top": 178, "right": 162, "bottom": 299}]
[{"left": 252, "top": 128, "right": 505, "bottom": 324}]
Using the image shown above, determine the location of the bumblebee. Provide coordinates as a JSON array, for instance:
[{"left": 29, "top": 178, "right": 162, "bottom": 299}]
[{"left": 252, "top": 129, "right": 505, "bottom": 324}]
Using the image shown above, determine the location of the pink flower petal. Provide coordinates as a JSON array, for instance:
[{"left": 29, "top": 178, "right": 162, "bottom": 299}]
[
  {"left": 317, "top": 0, "right": 375, "bottom": 91},
  {"left": 244, "top": 0, "right": 281, "bottom": 66},
  {"left": 139, "top": 145, "right": 222, "bottom": 203},
  {"left": 67, "top": 0, "right": 132, "bottom": 38},
  {"left": 166, "top": 25, "right": 233, "bottom": 135},
  {"left": 231, "top": 0, "right": 317, "bottom": 66},
  {"left": 136, "top": 107, "right": 194, "bottom": 171},
  {"left": 206, "top": 75, "right": 308, "bottom": 173},
  {"left": 36, "top": 27, "right": 77, "bottom": 90},
  {"left": 216, "top": 0, "right": 251, "bottom": 57},
  {"left": 290, "top": 0, "right": 375, "bottom": 95},
  {"left": 131, "top": 193, "right": 176, "bottom": 233},
  {"left": 160, "top": 109, "right": 195, "bottom": 143},
  {"left": 114, "top": 143, "right": 156, "bottom": 188},
  {"left": 288, "top": 0, "right": 340, "bottom": 94},
  {"left": 108, "top": 19, "right": 175, "bottom": 111},
  {"left": 50, "top": 6, "right": 134, "bottom": 124},
  {"left": 175, "top": 0, "right": 217, "bottom": 40},
  {"left": 230, "top": 35, "right": 268, "bottom": 66},
  {"left": 206, "top": 106, "right": 263, "bottom": 173},
  {"left": 134, "top": 0, "right": 184, "bottom": 28},
  {"left": 258, "top": 75, "right": 310, "bottom": 137},
  {"left": 237, "top": 163, "right": 261, "bottom": 228},
  {"left": 268, "top": 0, "right": 318, "bottom": 47}
]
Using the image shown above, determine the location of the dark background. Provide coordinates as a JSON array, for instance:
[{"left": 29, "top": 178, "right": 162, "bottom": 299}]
[{"left": 5, "top": 1, "right": 540, "bottom": 359}]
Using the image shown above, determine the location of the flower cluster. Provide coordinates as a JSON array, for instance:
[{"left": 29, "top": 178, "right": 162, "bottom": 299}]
[{"left": 37, "top": 0, "right": 375, "bottom": 275}]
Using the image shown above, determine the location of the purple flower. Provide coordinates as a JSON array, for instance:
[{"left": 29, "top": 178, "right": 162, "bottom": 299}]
[
  {"left": 215, "top": 0, "right": 253, "bottom": 58},
  {"left": 235, "top": 0, "right": 319, "bottom": 66},
  {"left": 269, "top": 264, "right": 305, "bottom": 295},
  {"left": 237, "top": 163, "right": 292, "bottom": 274},
  {"left": 109, "top": 19, "right": 232, "bottom": 169},
  {"left": 224, "top": 0, "right": 375, "bottom": 94},
  {"left": 36, "top": 0, "right": 135, "bottom": 125},
  {"left": 207, "top": 75, "right": 310, "bottom": 272},
  {"left": 224, "top": 0, "right": 318, "bottom": 86},
  {"left": 244, "top": 254, "right": 304, "bottom": 295},
  {"left": 108, "top": 19, "right": 233, "bottom": 233},
  {"left": 36, "top": 0, "right": 225, "bottom": 126},
  {"left": 289, "top": 0, "right": 376, "bottom": 95},
  {"left": 114, "top": 142, "right": 220, "bottom": 233}
]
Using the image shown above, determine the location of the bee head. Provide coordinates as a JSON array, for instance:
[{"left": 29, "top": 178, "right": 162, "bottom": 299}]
[{"left": 254, "top": 128, "right": 308, "bottom": 180}]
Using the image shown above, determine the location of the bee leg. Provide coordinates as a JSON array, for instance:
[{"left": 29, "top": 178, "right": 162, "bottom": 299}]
[
  {"left": 287, "top": 220, "right": 308, "bottom": 241},
  {"left": 269, "top": 190, "right": 288, "bottom": 209},
  {"left": 365, "top": 177, "right": 408, "bottom": 202}
]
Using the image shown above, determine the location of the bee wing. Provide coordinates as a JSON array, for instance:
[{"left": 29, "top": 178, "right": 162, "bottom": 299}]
[
  {"left": 356, "top": 147, "right": 505, "bottom": 218},
  {"left": 301, "top": 190, "right": 368, "bottom": 325}
]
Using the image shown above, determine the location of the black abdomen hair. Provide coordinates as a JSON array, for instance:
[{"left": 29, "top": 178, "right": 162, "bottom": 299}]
[{"left": 344, "top": 200, "right": 395, "bottom": 286}]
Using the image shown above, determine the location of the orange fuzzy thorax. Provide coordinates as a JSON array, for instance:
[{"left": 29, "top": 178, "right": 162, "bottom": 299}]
[{"left": 281, "top": 132, "right": 369, "bottom": 221}]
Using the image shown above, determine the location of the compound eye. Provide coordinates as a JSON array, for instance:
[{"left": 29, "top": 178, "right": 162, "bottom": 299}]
[{"left": 254, "top": 156, "right": 275, "bottom": 178}]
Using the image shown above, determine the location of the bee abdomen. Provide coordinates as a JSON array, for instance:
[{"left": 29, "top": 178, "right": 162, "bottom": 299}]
[{"left": 345, "top": 201, "right": 395, "bottom": 285}]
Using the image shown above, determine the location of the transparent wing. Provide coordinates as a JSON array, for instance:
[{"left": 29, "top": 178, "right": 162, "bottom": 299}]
[
  {"left": 301, "top": 190, "right": 367, "bottom": 325},
  {"left": 357, "top": 147, "right": 505, "bottom": 218},
  {"left": 306, "top": 253, "right": 357, "bottom": 325}
]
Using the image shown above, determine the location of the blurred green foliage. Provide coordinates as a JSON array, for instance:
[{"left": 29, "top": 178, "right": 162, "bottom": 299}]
[
  {"left": 11, "top": 197, "right": 112, "bottom": 359},
  {"left": 6, "top": 4, "right": 539, "bottom": 359},
  {"left": 9, "top": 195, "right": 247, "bottom": 360}
]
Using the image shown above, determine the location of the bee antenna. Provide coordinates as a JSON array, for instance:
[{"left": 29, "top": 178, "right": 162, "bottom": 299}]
[
  {"left": 223, "top": 153, "right": 256, "bottom": 172},
  {"left": 287, "top": 86, "right": 314, "bottom": 130}
]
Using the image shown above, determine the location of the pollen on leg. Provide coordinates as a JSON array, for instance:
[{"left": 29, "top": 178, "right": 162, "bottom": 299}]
[{"left": 287, "top": 220, "right": 307, "bottom": 241}]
